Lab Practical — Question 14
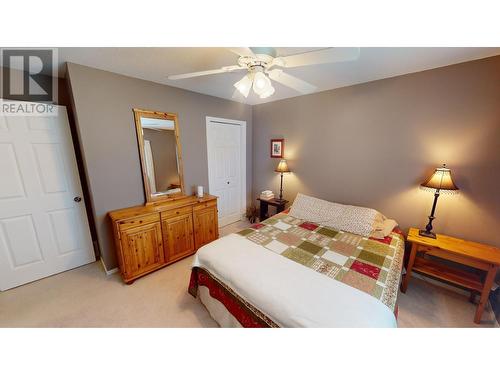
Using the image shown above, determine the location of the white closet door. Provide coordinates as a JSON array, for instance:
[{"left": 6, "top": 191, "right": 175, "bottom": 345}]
[
  {"left": 0, "top": 104, "right": 95, "bottom": 291},
  {"left": 206, "top": 118, "right": 246, "bottom": 227}
]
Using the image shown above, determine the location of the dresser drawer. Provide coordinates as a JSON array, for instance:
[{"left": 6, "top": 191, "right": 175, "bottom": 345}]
[
  {"left": 118, "top": 213, "right": 160, "bottom": 231},
  {"left": 161, "top": 205, "right": 193, "bottom": 220},
  {"left": 194, "top": 199, "right": 217, "bottom": 211}
]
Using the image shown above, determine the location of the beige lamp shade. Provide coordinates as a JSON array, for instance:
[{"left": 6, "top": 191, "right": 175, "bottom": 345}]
[
  {"left": 421, "top": 164, "right": 459, "bottom": 191},
  {"left": 275, "top": 159, "right": 291, "bottom": 173}
]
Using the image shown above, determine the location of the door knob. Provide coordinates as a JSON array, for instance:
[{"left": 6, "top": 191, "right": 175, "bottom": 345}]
[
  {"left": 227, "top": 181, "right": 230, "bottom": 184},
  {"left": 74, "top": 196, "right": 82, "bottom": 202}
]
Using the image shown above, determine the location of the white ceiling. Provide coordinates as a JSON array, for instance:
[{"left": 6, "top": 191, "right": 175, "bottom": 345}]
[{"left": 57, "top": 47, "right": 500, "bottom": 105}]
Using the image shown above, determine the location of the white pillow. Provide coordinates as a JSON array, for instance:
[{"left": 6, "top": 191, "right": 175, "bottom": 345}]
[{"left": 289, "top": 193, "right": 397, "bottom": 237}]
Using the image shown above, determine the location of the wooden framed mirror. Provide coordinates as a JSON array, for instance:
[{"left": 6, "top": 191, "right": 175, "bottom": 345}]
[{"left": 133, "top": 108, "right": 185, "bottom": 204}]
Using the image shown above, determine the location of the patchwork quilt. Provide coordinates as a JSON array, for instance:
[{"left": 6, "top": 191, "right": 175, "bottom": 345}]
[{"left": 237, "top": 212, "right": 405, "bottom": 311}]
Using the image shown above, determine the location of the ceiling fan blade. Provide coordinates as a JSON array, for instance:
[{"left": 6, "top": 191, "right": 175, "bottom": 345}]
[
  {"left": 168, "top": 65, "right": 244, "bottom": 80},
  {"left": 228, "top": 47, "right": 256, "bottom": 58},
  {"left": 268, "top": 69, "right": 316, "bottom": 94},
  {"left": 277, "top": 47, "right": 360, "bottom": 68}
]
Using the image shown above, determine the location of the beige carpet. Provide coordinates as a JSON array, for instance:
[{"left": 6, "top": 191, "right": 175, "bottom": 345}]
[{"left": 0, "top": 220, "right": 497, "bottom": 328}]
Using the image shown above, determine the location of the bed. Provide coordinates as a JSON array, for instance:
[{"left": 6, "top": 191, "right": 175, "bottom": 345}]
[{"left": 189, "top": 194, "right": 405, "bottom": 328}]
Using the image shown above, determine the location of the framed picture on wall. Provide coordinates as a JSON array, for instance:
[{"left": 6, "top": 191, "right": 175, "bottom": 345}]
[{"left": 270, "top": 139, "right": 284, "bottom": 158}]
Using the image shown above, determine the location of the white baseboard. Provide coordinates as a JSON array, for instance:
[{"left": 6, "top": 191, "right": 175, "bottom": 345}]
[{"left": 100, "top": 257, "right": 119, "bottom": 276}]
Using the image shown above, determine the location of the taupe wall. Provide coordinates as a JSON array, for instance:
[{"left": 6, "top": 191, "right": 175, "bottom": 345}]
[
  {"left": 252, "top": 56, "right": 500, "bottom": 248},
  {"left": 68, "top": 56, "right": 500, "bottom": 271},
  {"left": 66, "top": 63, "right": 252, "bottom": 270}
]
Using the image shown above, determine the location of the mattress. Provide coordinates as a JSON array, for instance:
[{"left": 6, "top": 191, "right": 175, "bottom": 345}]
[{"left": 189, "top": 212, "right": 405, "bottom": 327}]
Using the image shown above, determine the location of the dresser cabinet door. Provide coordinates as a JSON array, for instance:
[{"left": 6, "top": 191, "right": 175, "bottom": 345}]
[
  {"left": 162, "top": 213, "right": 194, "bottom": 262},
  {"left": 119, "top": 222, "right": 164, "bottom": 278},
  {"left": 193, "top": 205, "right": 218, "bottom": 249}
]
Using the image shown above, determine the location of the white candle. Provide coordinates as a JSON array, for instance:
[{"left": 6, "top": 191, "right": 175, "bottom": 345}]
[{"left": 197, "top": 186, "right": 204, "bottom": 198}]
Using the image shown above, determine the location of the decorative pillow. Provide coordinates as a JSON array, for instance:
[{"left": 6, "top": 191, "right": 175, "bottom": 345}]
[
  {"left": 369, "top": 218, "right": 398, "bottom": 239},
  {"left": 289, "top": 193, "right": 398, "bottom": 237}
]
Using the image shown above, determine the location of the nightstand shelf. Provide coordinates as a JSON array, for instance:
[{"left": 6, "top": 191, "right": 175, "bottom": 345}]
[
  {"left": 402, "top": 227, "right": 500, "bottom": 324},
  {"left": 412, "top": 257, "right": 483, "bottom": 292}
]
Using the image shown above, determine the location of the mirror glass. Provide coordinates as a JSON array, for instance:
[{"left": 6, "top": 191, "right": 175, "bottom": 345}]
[{"left": 133, "top": 109, "right": 184, "bottom": 203}]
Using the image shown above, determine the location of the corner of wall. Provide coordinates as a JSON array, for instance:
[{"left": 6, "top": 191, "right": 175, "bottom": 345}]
[{"left": 65, "top": 65, "right": 101, "bottom": 259}]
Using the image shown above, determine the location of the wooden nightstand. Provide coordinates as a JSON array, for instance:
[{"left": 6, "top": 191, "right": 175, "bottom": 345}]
[
  {"left": 402, "top": 228, "right": 500, "bottom": 324},
  {"left": 257, "top": 198, "right": 288, "bottom": 222}
]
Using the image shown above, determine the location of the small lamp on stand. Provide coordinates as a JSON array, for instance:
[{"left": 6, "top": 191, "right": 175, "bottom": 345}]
[
  {"left": 419, "top": 164, "right": 459, "bottom": 238},
  {"left": 275, "top": 159, "right": 291, "bottom": 203}
]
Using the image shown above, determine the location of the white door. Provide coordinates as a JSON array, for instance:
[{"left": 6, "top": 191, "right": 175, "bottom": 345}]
[
  {"left": 0, "top": 104, "right": 95, "bottom": 291},
  {"left": 206, "top": 117, "right": 246, "bottom": 227}
]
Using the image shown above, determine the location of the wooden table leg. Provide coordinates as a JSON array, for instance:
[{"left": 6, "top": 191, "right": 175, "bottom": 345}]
[
  {"left": 469, "top": 291, "right": 476, "bottom": 304},
  {"left": 474, "top": 265, "right": 497, "bottom": 324},
  {"left": 401, "top": 242, "right": 418, "bottom": 293},
  {"left": 259, "top": 201, "right": 268, "bottom": 222}
]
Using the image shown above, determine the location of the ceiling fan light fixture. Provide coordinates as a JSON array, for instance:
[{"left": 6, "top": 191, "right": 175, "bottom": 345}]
[
  {"left": 252, "top": 71, "right": 272, "bottom": 95},
  {"left": 259, "top": 85, "right": 275, "bottom": 99},
  {"left": 168, "top": 47, "right": 360, "bottom": 100},
  {"left": 234, "top": 73, "right": 253, "bottom": 98}
]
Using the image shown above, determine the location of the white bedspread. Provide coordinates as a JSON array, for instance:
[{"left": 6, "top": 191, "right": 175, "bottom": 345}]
[{"left": 193, "top": 234, "right": 397, "bottom": 328}]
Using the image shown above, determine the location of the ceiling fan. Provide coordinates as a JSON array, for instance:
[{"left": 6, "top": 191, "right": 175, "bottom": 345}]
[{"left": 168, "top": 47, "right": 360, "bottom": 99}]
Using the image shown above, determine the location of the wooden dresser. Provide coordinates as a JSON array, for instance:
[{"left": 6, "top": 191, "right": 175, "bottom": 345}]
[{"left": 109, "top": 194, "right": 218, "bottom": 284}]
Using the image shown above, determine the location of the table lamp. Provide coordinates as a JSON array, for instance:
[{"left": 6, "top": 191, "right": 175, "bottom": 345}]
[
  {"left": 419, "top": 163, "right": 459, "bottom": 238},
  {"left": 275, "top": 159, "right": 291, "bottom": 203}
]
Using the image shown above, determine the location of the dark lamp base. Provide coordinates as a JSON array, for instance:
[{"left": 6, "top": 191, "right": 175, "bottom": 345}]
[
  {"left": 275, "top": 198, "right": 287, "bottom": 204},
  {"left": 419, "top": 229, "right": 436, "bottom": 239}
]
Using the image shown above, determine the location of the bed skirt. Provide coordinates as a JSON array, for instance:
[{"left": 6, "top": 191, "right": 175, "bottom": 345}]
[{"left": 189, "top": 267, "right": 279, "bottom": 328}]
